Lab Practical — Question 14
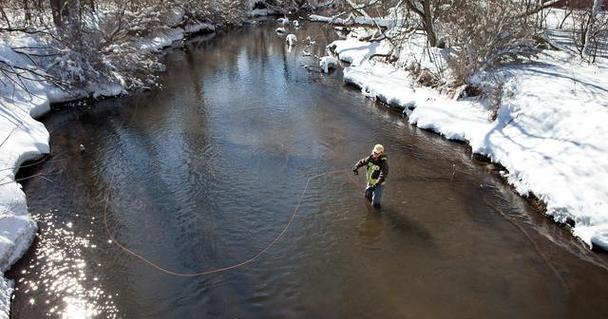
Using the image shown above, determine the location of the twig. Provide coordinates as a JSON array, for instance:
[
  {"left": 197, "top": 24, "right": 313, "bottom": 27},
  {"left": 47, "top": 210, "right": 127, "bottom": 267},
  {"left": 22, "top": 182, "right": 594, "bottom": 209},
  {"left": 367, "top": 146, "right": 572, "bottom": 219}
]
[
  {"left": 0, "top": 27, "right": 53, "bottom": 35},
  {"left": 0, "top": 153, "right": 66, "bottom": 173},
  {"left": 0, "top": 123, "right": 21, "bottom": 151},
  {"left": 0, "top": 5, "right": 11, "bottom": 29},
  {"left": 0, "top": 172, "right": 55, "bottom": 186},
  {"left": 519, "top": 0, "right": 562, "bottom": 18}
]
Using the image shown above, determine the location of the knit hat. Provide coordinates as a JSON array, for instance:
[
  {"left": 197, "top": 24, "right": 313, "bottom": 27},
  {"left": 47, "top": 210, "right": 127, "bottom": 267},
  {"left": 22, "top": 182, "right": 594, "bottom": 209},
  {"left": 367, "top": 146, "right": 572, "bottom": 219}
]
[{"left": 372, "top": 144, "right": 384, "bottom": 154}]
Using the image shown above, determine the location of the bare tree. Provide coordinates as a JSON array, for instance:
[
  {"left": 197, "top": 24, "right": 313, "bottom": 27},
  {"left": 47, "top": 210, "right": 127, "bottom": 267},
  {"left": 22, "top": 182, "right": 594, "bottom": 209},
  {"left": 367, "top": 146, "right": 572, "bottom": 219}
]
[
  {"left": 49, "top": 0, "right": 63, "bottom": 27},
  {"left": 0, "top": 3, "right": 11, "bottom": 28},
  {"left": 521, "top": 0, "right": 563, "bottom": 16},
  {"left": 583, "top": 0, "right": 603, "bottom": 56},
  {"left": 445, "top": 0, "right": 540, "bottom": 86},
  {"left": 404, "top": 0, "right": 437, "bottom": 46},
  {"left": 559, "top": 4, "right": 575, "bottom": 29}
]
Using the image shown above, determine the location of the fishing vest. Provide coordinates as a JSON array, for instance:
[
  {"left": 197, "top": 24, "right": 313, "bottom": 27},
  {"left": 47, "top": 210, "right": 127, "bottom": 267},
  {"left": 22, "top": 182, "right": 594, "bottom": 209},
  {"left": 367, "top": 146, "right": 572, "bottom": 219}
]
[{"left": 366, "top": 156, "right": 386, "bottom": 185}]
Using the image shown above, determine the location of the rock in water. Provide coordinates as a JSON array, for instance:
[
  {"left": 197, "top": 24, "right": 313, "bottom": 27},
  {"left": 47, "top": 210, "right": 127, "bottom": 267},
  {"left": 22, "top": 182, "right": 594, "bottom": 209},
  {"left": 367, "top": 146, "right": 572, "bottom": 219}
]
[{"left": 286, "top": 34, "right": 297, "bottom": 46}]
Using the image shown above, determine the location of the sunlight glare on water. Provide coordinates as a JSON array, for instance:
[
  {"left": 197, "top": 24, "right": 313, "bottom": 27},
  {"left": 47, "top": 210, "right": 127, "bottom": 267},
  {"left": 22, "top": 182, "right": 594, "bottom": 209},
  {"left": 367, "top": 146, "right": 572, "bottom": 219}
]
[
  {"left": 14, "top": 212, "right": 118, "bottom": 318},
  {"left": 62, "top": 297, "right": 95, "bottom": 319}
]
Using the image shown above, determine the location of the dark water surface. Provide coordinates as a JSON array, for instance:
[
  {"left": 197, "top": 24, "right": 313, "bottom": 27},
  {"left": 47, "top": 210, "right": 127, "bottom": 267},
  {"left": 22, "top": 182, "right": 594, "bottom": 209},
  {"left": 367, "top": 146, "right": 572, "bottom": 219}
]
[{"left": 9, "top": 21, "right": 608, "bottom": 319}]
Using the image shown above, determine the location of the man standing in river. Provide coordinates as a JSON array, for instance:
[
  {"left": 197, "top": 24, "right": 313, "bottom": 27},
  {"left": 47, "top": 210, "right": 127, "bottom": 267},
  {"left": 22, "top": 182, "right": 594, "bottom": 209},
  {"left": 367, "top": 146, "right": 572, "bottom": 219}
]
[{"left": 352, "top": 144, "right": 389, "bottom": 209}]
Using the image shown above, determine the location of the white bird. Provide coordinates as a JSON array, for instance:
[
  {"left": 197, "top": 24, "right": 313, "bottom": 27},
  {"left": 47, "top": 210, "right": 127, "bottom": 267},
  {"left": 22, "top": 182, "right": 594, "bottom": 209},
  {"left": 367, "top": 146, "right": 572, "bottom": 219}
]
[
  {"left": 276, "top": 27, "right": 287, "bottom": 34},
  {"left": 286, "top": 34, "right": 297, "bottom": 46},
  {"left": 278, "top": 16, "right": 289, "bottom": 25},
  {"left": 79, "top": 144, "right": 86, "bottom": 152},
  {"left": 292, "top": 20, "right": 300, "bottom": 28}
]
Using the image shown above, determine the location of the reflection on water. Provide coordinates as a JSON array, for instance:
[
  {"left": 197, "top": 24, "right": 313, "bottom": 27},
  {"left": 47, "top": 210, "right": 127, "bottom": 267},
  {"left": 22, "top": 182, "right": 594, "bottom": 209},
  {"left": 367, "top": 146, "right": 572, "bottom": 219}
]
[
  {"left": 9, "top": 20, "right": 608, "bottom": 319},
  {"left": 15, "top": 212, "right": 117, "bottom": 318}
]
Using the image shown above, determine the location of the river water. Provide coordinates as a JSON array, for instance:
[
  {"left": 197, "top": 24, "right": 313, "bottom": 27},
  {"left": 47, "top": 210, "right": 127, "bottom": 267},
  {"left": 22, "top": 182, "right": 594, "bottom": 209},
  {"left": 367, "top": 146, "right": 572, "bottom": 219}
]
[{"left": 9, "top": 21, "right": 608, "bottom": 319}]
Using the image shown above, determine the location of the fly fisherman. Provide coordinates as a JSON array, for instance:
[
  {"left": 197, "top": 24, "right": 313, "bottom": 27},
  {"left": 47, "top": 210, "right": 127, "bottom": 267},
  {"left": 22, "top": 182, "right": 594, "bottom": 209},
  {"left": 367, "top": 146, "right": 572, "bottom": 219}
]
[{"left": 352, "top": 144, "right": 389, "bottom": 208}]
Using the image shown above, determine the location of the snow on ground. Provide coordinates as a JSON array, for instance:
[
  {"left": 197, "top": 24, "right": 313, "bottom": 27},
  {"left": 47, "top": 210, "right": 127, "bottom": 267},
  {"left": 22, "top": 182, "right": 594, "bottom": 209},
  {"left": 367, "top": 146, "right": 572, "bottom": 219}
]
[
  {"left": 343, "top": 61, "right": 494, "bottom": 142},
  {"left": 185, "top": 23, "right": 216, "bottom": 34},
  {"left": 320, "top": 55, "right": 339, "bottom": 73},
  {"left": 328, "top": 36, "right": 392, "bottom": 66},
  {"left": 0, "top": 33, "right": 53, "bottom": 319},
  {"left": 247, "top": 0, "right": 282, "bottom": 17},
  {"left": 138, "top": 23, "right": 216, "bottom": 51},
  {"left": 286, "top": 33, "right": 297, "bottom": 46},
  {"left": 138, "top": 28, "right": 185, "bottom": 51},
  {"left": 325, "top": 11, "right": 608, "bottom": 250},
  {"left": 490, "top": 52, "right": 608, "bottom": 248},
  {"left": 309, "top": 11, "right": 404, "bottom": 29},
  {"left": 249, "top": 9, "right": 274, "bottom": 17}
]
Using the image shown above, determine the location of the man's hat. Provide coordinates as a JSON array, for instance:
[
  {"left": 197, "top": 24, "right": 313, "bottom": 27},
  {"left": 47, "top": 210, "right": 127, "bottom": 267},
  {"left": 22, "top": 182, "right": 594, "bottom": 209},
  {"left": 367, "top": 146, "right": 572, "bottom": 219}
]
[{"left": 372, "top": 144, "right": 384, "bottom": 154}]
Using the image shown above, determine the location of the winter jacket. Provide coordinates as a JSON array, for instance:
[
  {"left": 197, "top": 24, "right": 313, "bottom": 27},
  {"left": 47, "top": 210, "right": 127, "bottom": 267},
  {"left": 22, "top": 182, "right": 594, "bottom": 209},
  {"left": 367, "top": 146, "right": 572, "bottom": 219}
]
[{"left": 354, "top": 154, "right": 389, "bottom": 185}]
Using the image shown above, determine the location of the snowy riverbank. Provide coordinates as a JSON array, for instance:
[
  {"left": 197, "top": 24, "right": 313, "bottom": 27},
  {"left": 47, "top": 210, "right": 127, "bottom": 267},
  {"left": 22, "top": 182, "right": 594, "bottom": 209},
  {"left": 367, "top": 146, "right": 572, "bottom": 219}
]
[
  {"left": 0, "top": 33, "right": 53, "bottom": 317},
  {"left": 323, "top": 11, "right": 608, "bottom": 250}
]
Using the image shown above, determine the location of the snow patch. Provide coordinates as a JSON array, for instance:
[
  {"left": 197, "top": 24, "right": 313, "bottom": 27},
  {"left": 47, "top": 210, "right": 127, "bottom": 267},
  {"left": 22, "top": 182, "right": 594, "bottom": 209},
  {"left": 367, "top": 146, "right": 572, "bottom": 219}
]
[
  {"left": 137, "top": 28, "right": 185, "bottom": 51},
  {"left": 320, "top": 56, "right": 339, "bottom": 73},
  {"left": 328, "top": 37, "right": 391, "bottom": 66},
  {"left": 185, "top": 23, "right": 216, "bottom": 35},
  {"left": 286, "top": 34, "right": 297, "bottom": 46},
  {"left": 0, "top": 34, "right": 50, "bottom": 317}
]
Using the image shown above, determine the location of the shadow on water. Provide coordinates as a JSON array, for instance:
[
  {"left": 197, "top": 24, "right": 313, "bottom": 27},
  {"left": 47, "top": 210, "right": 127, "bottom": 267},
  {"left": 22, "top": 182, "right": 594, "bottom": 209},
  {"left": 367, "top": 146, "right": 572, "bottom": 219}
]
[{"left": 376, "top": 207, "right": 437, "bottom": 251}]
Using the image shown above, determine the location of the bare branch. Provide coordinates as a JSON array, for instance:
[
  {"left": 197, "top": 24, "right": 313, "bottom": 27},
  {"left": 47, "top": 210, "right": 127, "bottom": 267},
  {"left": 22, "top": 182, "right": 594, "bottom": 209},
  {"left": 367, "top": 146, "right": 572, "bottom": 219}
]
[{"left": 520, "top": 0, "right": 562, "bottom": 17}]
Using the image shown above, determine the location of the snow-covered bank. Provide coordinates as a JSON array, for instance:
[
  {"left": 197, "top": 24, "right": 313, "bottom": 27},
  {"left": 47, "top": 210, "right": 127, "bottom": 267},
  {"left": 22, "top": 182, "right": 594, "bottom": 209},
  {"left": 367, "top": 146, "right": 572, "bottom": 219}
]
[
  {"left": 309, "top": 14, "right": 395, "bottom": 28},
  {"left": 326, "top": 23, "right": 608, "bottom": 250},
  {"left": 0, "top": 34, "right": 53, "bottom": 319},
  {"left": 138, "top": 23, "right": 216, "bottom": 52},
  {"left": 249, "top": 8, "right": 284, "bottom": 17}
]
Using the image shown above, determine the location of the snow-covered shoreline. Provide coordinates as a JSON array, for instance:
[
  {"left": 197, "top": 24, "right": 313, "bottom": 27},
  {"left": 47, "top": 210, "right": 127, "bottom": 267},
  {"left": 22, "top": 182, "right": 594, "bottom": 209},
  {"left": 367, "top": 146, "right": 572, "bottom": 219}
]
[
  {"left": 0, "top": 20, "right": 216, "bottom": 318},
  {"left": 0, "top": 31, "right": 56, "bottom": 317},
  {"left": 324, "top": 14, "right": 608, "bottom": 251},
  {"left": 1, "top": 5, "right": 606, "bottom": 316}
]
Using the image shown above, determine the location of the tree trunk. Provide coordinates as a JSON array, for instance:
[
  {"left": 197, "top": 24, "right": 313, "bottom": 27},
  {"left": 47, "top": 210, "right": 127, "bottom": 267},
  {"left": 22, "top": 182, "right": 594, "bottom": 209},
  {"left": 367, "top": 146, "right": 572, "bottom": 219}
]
[
  {"left": 49, "top": 0, "right": 81, "bottom": 31},
  {"left": 36, "top": 0, "right": 44, "bottom": 24},
  {"left": 24, "top": 0, "right": 31, "bottom": 24},
  {"left": 49, "top": 0, "right": 64, "bottom": 27},
  {"left": 582, "top": 0, "right": 602, "bottom": 57},
  {"left": 0, "top": 5, "right": 11, "bottom": 29},
  {"left": 558, "top": 7, "right": 573, "bottom": 29},
  {"left": 422, "top": 0, "right": 437, "bottom": 47},
  {"left": 406, "top": 0, "right": 437, "bottom": 47}
]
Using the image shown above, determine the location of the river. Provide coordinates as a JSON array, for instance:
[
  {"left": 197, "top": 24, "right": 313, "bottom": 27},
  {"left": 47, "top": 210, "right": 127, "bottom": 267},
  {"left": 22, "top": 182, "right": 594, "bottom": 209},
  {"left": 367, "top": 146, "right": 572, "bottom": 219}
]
[{"left": 9, "top": 21, "right": 608, "bottom": 319}]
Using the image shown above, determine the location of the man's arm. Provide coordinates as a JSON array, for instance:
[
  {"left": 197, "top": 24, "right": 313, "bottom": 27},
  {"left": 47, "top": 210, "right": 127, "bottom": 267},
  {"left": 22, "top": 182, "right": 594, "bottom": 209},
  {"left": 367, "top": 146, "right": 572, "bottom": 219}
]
[
  {"left": 353, "top": 156, "right": 371, "bottom": 170},
  {"left": 376, "top": 158, "right": 389, "bottom": 185}
]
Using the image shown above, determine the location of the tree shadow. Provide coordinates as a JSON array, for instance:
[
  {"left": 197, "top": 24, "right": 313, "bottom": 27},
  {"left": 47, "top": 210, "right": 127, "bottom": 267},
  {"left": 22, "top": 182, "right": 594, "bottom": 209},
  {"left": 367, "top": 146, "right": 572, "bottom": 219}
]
[{"left": 519, "top": 63, "right": 608, "bottom": 94}]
